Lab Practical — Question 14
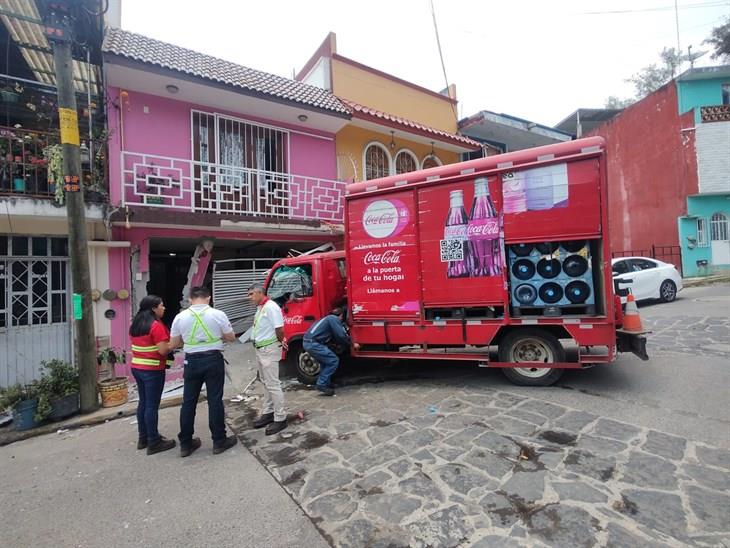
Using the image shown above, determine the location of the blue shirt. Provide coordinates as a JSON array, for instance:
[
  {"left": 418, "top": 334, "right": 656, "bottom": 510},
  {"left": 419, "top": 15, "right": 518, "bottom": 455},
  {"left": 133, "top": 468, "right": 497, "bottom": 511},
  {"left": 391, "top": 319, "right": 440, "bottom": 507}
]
[{"left": 304, "top": 315, "right": 351, "bottom": 346}]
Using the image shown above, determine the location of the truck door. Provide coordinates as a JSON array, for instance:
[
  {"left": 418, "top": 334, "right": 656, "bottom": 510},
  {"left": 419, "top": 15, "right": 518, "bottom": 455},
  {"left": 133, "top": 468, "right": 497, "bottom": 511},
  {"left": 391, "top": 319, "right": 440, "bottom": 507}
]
[{"left": 266, "top": 262, "right": 317, "bottom": 335}]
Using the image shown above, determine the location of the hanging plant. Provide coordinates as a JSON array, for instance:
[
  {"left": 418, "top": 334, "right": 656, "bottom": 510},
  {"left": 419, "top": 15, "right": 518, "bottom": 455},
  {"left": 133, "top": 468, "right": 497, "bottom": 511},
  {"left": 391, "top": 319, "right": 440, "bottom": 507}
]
[{"left": 43, "top": 144, "right": 65, "bottom": 204}]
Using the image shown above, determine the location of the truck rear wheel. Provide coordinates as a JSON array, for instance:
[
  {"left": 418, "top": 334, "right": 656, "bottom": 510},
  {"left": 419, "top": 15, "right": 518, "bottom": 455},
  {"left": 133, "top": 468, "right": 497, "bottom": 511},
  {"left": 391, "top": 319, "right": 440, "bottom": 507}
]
[
  {"left": 498, "top": 328, "right": 565, "bottom": 386},
  {"left": 290, "top": 345, "right": 321, "bottom": 385}
]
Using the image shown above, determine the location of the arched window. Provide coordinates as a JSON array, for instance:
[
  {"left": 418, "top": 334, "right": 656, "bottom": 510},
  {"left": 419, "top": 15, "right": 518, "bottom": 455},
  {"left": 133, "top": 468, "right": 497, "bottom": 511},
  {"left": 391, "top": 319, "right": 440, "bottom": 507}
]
[
  {"left": 364, "top": 142, "right": 391, "bottom": 180},
  {"left": 710, "top": 212, "right": 729, "bottom": 241},
  {"left": 394, "top": 149, "right": 418, "bottom": 175},
  {"left": 421, "top": 154, "right": 442, "bottom": 170}
]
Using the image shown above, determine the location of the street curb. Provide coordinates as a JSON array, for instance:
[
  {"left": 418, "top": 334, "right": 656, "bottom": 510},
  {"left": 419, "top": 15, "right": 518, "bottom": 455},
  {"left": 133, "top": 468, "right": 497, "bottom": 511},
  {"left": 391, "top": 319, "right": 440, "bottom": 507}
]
[
  {"left": 0, "top": 395, "right": 188, "bottom": 447},
  {"left": 682, "top": 275, "right": 730, "bottom": 288}
]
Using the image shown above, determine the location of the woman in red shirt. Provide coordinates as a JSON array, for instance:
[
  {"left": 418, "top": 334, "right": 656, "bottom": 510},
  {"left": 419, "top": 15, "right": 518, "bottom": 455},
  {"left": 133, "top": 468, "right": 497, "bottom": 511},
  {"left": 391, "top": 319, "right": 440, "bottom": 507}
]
[{"left": 129, "top": 295, "right": 176, "bottom": 455}]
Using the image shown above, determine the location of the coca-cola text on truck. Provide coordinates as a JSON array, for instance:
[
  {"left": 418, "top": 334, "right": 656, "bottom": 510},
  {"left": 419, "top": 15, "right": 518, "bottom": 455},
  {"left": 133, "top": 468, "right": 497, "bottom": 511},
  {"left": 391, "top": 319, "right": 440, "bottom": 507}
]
[{"left": 264, "top": 137, "right": 648, "bottom": 387}]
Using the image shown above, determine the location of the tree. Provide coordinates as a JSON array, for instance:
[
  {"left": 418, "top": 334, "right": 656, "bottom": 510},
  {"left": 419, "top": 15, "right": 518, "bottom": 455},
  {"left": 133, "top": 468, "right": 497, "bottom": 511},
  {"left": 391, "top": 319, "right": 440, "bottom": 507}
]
[
  {"left": 604, "top": 96, "right": 634, "bottom": 109},
  {"left": 626, "top": 47, "right": 682, "bottom": 98},
  {"left": 602, "top": 47, "right": 682, "bottom": 109},
  {"left": 704, "top": 16, "right": 730, "bottom": 61}
]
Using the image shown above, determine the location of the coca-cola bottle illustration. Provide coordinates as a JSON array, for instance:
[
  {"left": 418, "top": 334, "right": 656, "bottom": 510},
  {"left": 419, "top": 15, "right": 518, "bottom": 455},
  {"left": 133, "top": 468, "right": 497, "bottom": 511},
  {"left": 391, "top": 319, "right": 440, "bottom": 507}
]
[
  {"left": 445, "top": 189, "right": 472, "bottom": 278},
  {"left": 468, "top": 177, "right": 502, "bottom": 277}
]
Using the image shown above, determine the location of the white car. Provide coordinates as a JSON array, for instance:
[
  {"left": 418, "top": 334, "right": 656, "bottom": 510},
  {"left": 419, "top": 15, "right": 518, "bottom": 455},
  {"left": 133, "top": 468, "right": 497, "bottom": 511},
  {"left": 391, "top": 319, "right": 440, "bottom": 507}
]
[{"left": 611, "top": 257, "right": 683, "bottom": 303}]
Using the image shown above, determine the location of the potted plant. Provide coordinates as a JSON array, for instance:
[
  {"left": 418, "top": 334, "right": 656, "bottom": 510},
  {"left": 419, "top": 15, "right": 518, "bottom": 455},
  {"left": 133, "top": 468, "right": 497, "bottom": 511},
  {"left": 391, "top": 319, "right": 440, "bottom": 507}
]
[
  {"left": 34, "top": 360, "right": 80, "bottom": 422},
  {"left": 97, "top": 347, "right": 128, "bottom": 408},
  {"left": 43, "top": 144, "right": 65, "bottom": 204},
  {"left": 0, "top": 383, "right": 41, "bottom": 431}
]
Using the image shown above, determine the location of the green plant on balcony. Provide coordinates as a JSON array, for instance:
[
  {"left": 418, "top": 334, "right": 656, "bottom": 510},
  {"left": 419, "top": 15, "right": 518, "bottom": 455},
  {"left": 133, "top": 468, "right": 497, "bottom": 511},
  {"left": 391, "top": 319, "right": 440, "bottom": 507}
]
[{"left": 43, "top": 144, "right": 65, "bottom": 204}]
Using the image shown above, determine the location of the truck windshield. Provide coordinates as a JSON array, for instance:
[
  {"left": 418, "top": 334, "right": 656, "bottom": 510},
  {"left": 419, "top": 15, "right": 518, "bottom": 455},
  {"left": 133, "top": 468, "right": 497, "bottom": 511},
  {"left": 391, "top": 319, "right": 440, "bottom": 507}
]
[{"left": 266, "top": 264, "right": 313, "bottom": 305}]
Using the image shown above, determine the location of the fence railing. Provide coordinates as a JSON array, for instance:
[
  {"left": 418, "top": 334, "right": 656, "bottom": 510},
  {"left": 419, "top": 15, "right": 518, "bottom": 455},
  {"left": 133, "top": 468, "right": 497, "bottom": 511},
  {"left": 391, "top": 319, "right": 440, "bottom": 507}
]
[
  {"left": 120, "top": 151, "right": 345, "bottom": 222},
  {"left": 612, "top": 244, "right": 682, "bottom": 275}
]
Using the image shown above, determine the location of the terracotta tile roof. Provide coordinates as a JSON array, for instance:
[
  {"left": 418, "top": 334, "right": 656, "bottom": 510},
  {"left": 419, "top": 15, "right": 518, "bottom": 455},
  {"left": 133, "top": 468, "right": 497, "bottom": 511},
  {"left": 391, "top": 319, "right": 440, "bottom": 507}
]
[
  {"left": 102, "top": 28, "right": 350, "bottom": 116},
  {"left": 342, "top": 99, "right": 482, "bottom": 149}
]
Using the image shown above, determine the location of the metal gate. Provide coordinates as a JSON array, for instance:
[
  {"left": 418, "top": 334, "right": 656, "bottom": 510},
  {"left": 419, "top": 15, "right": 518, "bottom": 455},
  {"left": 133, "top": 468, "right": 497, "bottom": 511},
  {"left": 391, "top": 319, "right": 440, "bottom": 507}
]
[
  {"left": 212, "top": 258, "right": 277, "bottom": 334},
  {"left": 1, "top": 236, "right": 72, "bottom": 388}
]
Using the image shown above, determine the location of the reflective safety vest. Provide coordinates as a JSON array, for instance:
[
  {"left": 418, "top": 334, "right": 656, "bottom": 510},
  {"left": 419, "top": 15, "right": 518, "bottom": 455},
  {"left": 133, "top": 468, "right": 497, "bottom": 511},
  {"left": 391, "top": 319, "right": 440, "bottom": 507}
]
[
  {"left": 130, "top": 320, "right": 172, "bottom": 370},
  {"left": 183, "top": 306, "right": 222, "bottom": 349},
  {"left": 130, "top": 343, "right": 174, "bottom": 368},
  {"left": 252, "top": 299, "right": 278, "bottom": 349}
]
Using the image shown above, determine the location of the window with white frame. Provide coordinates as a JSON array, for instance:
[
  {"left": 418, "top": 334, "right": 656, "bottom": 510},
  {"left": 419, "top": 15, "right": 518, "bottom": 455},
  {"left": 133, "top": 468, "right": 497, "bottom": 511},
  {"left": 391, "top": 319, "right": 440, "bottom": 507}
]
[
  {"left": 710, "top": 212, "right": 729, "bottom": 241},
  {"left": 697, "top": 217, "right": 708, "bottom": 247},
  {"left": 394, "top": 150, "right": 418, "bottom": 175},
  {"left": 191, "top": 111, "right": 288, "bottom": 173},
  {"left": 421, "top": 155, "right": 442, "bottom": 170},
  {"left": 364, "top": 143, "right": 391, "bottom": 180}
]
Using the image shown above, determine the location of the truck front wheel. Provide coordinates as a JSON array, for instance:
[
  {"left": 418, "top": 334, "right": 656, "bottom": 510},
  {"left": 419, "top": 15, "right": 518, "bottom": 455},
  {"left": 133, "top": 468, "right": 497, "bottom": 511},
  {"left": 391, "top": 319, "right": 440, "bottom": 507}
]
[
  {"left": 290, "top": 344, "right": 321, "bottom": 385},
  {"left": 498, "top": 328, "right": 565, "bottom": 386}
]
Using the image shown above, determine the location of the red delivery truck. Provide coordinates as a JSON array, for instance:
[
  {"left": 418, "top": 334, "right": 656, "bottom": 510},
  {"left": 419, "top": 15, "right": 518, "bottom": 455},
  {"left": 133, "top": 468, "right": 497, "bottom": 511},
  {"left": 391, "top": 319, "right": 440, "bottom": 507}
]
[{"left": 264, "top": 136, "right": 648, "bottom": 387}]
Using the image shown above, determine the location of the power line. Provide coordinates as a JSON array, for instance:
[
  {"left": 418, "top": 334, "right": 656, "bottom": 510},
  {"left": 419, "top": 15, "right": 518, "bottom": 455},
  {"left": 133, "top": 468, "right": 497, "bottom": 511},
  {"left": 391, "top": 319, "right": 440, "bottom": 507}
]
[
  {"left": 429, "top": 0, "right": 459, "bottom": 124},
  {"left": 577, "top": 1, "right": 729, "bottom": 15}
]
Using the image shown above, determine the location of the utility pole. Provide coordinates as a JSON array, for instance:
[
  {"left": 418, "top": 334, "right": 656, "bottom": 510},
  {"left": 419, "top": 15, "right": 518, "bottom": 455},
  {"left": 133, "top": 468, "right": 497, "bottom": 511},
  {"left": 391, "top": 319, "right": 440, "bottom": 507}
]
[{"left": 43, "top": 2, "right": 98, "bottom": 413}]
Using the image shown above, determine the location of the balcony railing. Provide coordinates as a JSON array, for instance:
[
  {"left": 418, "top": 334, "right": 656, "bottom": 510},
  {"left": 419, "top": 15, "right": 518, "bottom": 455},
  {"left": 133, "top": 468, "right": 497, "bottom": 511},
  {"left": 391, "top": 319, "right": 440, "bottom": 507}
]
[
  {"left": 121, "top": 151, "right": 345, "bottom": 222},
  {"left": 700, "top": 105, "right": 730, "bottom": 123}
]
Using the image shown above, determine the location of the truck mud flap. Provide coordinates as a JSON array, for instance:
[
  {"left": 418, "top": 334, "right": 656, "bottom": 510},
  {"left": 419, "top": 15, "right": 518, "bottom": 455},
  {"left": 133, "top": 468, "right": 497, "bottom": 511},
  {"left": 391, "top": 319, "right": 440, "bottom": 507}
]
[{"left": 616, "top": 331, "right": 649, "bottom": 361}]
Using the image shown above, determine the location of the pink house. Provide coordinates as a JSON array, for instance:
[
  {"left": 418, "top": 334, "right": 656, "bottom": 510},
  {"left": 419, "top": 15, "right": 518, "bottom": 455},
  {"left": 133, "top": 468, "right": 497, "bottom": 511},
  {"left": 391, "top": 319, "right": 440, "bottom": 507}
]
[{"left": 101, "top": 28, "right": 351, "bottom": 374}]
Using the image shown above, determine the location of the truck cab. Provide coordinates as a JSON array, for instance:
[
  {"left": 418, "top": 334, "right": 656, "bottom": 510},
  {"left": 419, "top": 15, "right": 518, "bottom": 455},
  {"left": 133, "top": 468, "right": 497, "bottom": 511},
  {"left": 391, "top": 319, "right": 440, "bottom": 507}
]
[{"left": 264, "top": 251, "right": 346, "bottom": 383}]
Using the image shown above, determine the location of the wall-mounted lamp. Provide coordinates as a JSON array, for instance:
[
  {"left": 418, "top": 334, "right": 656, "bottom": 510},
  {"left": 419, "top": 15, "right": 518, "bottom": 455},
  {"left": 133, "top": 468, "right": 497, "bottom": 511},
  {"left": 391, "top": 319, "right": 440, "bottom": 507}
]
[
  {"left": 165, "top": 84, "right": 179, "bottom": 94},
  {"left": 430, "top": 141, "right": 435, "bottom": 156},
  {"left": 297, "top": 114, "right": 308, "bottom": 122},
  {"left": 389, "top": 131, "right": 396, "bottom": 150}
]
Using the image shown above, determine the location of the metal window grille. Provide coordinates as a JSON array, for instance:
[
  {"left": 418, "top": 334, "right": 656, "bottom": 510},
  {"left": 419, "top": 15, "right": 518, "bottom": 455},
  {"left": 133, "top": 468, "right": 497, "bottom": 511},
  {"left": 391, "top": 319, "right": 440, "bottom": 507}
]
[
  {"left": 0, "top": 236, "right": 69, "bottom": 329},
  {"left": 395, "top": 151, "right": 417, "bottom": 175},
  {"left": 422, "top": 155, "right": 440, "bottom": 170},
  {"left": 710, "top": 213, "right": 729, "bottom": 242},
  {"left": 697, "top": 218, "right": 709, "bottom": 247},
  {"left": 365, "top": 144, "right": 390, "bottom": 180}
]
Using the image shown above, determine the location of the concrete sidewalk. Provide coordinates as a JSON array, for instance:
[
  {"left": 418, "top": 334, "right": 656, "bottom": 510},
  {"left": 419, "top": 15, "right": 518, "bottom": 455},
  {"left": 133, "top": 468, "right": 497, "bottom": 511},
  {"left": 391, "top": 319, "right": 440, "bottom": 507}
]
[{"left": 0, "top": 403, "right": 328, "bottom": 548}]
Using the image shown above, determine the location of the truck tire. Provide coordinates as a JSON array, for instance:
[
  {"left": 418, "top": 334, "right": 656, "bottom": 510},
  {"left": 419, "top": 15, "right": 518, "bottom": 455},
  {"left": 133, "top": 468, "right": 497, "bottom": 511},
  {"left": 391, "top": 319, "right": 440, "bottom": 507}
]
[
  {"left": 498, "top": 328, "right": 565, "bottom": 386},
  {"left": 290, "top": 344, "right": 321, "bottom": 385}
]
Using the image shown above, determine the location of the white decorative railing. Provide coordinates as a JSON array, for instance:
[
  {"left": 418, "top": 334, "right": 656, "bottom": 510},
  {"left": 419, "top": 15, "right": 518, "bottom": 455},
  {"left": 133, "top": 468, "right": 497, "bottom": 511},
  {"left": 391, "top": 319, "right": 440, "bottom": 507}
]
[{"left": 120, "top": 151, "right": 345, "bottom": 222}]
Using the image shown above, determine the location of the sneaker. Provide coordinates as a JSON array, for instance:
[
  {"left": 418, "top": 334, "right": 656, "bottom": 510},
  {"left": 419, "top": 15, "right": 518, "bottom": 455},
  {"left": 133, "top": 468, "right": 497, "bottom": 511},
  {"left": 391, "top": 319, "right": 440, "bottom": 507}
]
[
  {"left": 146, "top": 436, "right": 176, "bottom": 455},
  {"left": 213, "top": 435, "right": 238, "bottom": 455},
  {"left": 316, "top": 385, "right": 335, "bottom": 397},
  {"left": 180, "top": 438, "right": 202, "bottom": 458},
  {"left": 253, "top": 412, "right": 274, "bottom": 429},
  {"left": 265, "top": 420, "right": 288, "bottom": 436},
  {"left": 137, "top": 438, "right": 148, "bottom": 450}
]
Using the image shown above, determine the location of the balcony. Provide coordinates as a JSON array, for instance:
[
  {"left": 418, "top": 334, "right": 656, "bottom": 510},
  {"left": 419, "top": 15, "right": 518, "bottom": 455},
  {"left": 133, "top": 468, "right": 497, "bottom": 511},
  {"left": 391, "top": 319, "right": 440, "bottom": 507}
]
[
  {"left": 120, "top": 151, "right": 346, "bottom": 223},
  {"left": 700, "top": 105, "right": 730, "bottom": 123}
]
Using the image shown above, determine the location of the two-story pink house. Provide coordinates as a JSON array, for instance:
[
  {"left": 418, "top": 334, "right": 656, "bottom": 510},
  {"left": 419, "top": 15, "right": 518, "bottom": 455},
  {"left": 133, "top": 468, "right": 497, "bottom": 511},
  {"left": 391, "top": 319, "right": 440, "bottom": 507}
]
[{"left": 101, "top": 29, "right": 351, "bottom": 365}]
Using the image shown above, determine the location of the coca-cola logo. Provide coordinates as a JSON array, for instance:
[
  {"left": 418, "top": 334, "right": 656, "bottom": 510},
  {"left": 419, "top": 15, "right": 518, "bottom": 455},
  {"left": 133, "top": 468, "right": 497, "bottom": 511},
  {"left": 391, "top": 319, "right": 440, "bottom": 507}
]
[
  {"left": 363, "top": 199, "right": 410, "bottom": 239},
  {"left": 467, "top": 218, "right": 499, "bottom": 239},
  {"left": 364, "top": 250, "right": 401, "bottom": 265},
  {"left": 284, "top": 315, "right": 303, "bottom": 325},
  {"left": 444, "top": 225, "right": 467, "bottom": 239}
]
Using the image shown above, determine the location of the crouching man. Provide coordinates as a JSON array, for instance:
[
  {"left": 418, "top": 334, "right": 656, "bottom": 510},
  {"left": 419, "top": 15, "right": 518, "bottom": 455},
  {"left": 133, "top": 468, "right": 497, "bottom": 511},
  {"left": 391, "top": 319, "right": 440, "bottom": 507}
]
[{"left": 303, "top": 308, "right": 359, "bottom": 396}]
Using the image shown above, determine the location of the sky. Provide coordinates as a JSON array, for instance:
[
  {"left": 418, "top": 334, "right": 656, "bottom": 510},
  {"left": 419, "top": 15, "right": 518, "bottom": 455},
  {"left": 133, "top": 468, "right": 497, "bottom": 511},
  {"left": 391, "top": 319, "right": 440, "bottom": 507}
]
[{"left": 120, "top": 0, "right": 730, "bottom": 127}]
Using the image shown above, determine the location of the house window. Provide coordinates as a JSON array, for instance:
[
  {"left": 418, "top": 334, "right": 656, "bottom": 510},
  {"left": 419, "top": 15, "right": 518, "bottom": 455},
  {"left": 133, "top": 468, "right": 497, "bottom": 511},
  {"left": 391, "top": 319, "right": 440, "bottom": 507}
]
[
  {"left": 394, "top": 150, "right": 417, "bottom": 175},
  {"left": 710, "top": 212, "right": 729, "bottom": 241},
  {"left": 722, "top": 84, "right": 730, "bottom": 106},
  {"left": 364, "top": 143, "right": 391, "bottom": 180},
  {"left": 697, "top": 217, "right": 708, "bottom": 247},
  {"left": 422, "top": 155, "right": 442, "bottom": 170},
  {"left": 191, "top": 111, "right": 288, "bottom": 173}
]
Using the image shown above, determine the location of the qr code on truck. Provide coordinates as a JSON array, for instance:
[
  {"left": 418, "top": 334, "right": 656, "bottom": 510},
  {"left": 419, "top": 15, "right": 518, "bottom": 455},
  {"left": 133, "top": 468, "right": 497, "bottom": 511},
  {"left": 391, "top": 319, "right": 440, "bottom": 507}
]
[{"left": 440, "top": 239, "right": 463, "bottom": 262}]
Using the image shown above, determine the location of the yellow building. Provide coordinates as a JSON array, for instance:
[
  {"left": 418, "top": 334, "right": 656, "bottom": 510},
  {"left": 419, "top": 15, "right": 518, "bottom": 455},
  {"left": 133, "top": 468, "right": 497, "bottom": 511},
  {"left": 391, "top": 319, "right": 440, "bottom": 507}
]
[{"left": 296, "top": 33, "right": 482, "bottom": 182}]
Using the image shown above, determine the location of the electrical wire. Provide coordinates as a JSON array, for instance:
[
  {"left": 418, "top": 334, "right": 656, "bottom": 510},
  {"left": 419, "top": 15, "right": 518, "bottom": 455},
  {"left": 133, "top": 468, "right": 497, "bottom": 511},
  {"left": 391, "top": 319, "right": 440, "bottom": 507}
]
[
  {"left": 577, "top": 1, "right": 729, "bottom": 15},
  {"left": 429, "top": 0, "right": 459, "bottom": 124}
]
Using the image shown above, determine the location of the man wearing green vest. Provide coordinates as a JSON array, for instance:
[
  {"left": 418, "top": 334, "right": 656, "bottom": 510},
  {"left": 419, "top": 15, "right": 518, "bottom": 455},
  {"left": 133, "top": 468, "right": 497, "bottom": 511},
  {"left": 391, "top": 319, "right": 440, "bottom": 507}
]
[
  {"left": 170, "top": 286, "right": 238, "bottom": 457},
  {"left": 248, "top": 283, "right": 288, "bottom": 435}
]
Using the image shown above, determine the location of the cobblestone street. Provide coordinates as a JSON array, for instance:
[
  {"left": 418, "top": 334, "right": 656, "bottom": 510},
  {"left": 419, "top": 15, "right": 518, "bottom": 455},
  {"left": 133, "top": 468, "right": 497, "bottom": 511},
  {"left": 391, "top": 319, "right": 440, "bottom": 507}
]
[{"left": 226, "top": 284, "right": 730, "bottom": 547}]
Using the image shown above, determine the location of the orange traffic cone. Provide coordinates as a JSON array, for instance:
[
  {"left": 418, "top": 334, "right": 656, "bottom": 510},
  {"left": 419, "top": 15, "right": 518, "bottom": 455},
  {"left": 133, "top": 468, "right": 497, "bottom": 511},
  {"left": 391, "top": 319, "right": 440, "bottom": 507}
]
[{"left": 622, "top": 293, "right": 643, "bottom": 332}]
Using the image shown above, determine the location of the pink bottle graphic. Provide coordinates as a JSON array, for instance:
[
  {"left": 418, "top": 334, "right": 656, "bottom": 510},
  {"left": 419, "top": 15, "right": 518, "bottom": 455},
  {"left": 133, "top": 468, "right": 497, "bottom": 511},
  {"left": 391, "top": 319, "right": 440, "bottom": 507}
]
[
  {"left": 468, "top": 177, "right": 502, "bottom": 277},
  {"left": 445, "top": 189, "right": 472, "bottom": 278}
]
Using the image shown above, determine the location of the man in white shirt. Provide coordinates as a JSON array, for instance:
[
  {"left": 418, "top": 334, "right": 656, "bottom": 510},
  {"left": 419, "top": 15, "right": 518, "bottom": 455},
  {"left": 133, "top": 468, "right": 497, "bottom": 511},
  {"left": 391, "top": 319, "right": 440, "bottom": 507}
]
[
  {"left": 170, "top": 286, "right": 238, "bottom": 457},
  {"left": 247, "top": 283, "right": 287, "bottom": 435}
]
